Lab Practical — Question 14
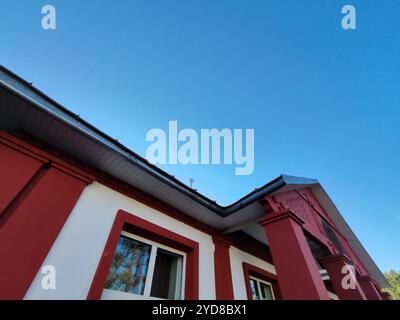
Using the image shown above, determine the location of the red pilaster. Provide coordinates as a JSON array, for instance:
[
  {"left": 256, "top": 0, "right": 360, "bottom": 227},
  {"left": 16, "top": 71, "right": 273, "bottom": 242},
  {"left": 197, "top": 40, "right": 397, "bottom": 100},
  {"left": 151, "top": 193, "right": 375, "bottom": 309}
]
[
  {"left": 259, "top": 210, "right": 330, "bottom": 300},
  {"left": 212, "top": 236, "right": 234, "bottom": 300},
  {"left": 0, "top": 143, "right": 44, "bottom": 214},
  {"left": 320, "top": 254, "right": 367, "bottom": 300},
  {"left": 357, "top": 275, "right": 382, "bottom": 300},
  {"left": 0, "top": 167, "right": 89, "bottom": 299},
  {"left": 0, "top": 131, "right": 94, "bottom": 299}
]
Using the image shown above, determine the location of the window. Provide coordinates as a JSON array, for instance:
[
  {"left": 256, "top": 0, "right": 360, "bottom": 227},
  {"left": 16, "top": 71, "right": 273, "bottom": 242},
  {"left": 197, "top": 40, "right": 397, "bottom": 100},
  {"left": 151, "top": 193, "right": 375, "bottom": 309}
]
[
  {"left": 102, "top": 231, "right": 185, "bottom": 300},
  {"left": 87, "top": 210, "right": 199, "bottom": 300},
  {"left": 150, "top": 248, "right": 183, "bottom": 299},
  {"left": 242, "top": 262, "right": 279, "bottom": 300},
  {"left": 249, "top": 276, "right": 275, "bottom": 300}
]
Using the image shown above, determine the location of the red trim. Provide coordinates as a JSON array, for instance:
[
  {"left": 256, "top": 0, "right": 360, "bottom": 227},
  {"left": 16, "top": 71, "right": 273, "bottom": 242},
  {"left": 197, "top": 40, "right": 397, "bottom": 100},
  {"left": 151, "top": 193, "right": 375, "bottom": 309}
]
[
  {"left": 0, "top": 133, "right": 48, "bottom": 164},
  {"left": 357, "top": 276, "right": 382, "bottom": 300},
  {"left": 320, "top": 254, "right": 367, "bottom": 300},
  {"left": 242, "top": 262, "right": 281, "bottom": 300},
  {"left": 5, "top": 131, "right": 278, "bottom": 267},
  {"left": 0, "top": 132, "right": 93, "bottom": 184},
  {"left": 1, "top": 131, "right": 283, "bottom": 300},
  {"left": 0, "top": 132, "right": 93, "bottom": 299},
  {"left": 98, "top": 176, "right": 218, "bottom": 236},
  {"left": 335, "top": 231, "right": 368, "bottom": 276},
  {"left": 87, "top": 209, "right": 199, "bottom": 300},
  {"left": 228, "top": 231, "right": 273, "bottom": 264},
  {"left": 100, "top": 177, "right": 274, "bottom": 264},
  {"left": 0, "top": 166, "right": 88, "bottom": 299},
  {"left": 212, "top": 236, "right": 234, "bottom": 299},
  {"left": 0, "top": 142, "right": 44, "bottom": 214},
  {"left": 259, "top": 210, "right": 330, "bottom": 300}
]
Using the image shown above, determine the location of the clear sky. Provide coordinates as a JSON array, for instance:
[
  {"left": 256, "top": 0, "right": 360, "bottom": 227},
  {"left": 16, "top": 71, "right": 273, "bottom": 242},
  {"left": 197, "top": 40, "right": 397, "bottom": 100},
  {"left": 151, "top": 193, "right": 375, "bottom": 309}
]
[{"left": 1, "top": 0, "right": 399, "bottom": 272}]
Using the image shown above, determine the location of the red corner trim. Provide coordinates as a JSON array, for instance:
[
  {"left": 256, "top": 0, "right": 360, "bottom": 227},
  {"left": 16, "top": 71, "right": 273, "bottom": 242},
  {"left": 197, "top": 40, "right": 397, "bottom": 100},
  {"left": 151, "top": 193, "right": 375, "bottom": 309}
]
[
  {"left": 212, "top": 235, "right": 231, "bottom": 248},
  {"left": 212, "top": 236, "right": 234, "bottom": 299},
  {"left": 320, "top": 253, "right": 352, "bottom": 265},
  {"left": 0, "top": 166, "right": 87, "bottom": 299},
  {"left": 0, "top": 131, "right": 94, "bottom": 184},
  {"left": 258, "top": 210, "right": 304, "bottom": 227},
  {"left": 0, "top": 131, "right": 93, "bottom": 299}
]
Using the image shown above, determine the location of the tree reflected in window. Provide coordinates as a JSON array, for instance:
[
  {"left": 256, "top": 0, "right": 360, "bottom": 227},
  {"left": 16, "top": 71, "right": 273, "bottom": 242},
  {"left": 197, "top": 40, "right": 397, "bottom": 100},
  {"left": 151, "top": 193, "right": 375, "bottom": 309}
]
[{"left": 105, "top": 236, "right": 151, "bottom": 295}]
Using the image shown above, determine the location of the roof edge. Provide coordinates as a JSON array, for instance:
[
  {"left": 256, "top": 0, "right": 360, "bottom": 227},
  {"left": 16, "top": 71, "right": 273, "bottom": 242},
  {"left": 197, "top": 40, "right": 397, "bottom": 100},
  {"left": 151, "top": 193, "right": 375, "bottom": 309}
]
[{"left": 0, "top": 64, "right": 299, "bottom": 216}]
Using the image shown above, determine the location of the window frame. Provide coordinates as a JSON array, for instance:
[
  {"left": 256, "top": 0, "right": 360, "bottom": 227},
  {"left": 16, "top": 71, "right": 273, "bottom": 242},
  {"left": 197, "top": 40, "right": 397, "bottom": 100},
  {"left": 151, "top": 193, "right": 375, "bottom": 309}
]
[
  {"left": 249, "top": 276, "right": 275, "bottom": 300},
  {"left": 242, "top": 262, "right": 281, "bottom": 300},
  {"left": 102, "top": 231, "right": 186, "bottom": 300},
  {"left": 87, "top": 210, "right": 199, "bottom": 300}
]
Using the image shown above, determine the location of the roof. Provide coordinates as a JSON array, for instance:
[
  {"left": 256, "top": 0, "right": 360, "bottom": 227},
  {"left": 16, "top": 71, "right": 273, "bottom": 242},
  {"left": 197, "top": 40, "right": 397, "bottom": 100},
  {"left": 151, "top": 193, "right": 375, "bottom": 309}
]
[{"left": 0, "top": 65, "right": 388, "bottom": 288}]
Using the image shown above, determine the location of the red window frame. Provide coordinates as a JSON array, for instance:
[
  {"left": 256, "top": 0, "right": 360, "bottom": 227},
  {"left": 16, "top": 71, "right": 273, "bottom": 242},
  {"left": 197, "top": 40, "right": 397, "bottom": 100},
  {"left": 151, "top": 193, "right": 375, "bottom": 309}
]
[
  {"left": 242, "top": 262, "right": 281, "bottom": 300},
  {"left": 87, "top": 209, "right": 199, "bottom": 300}
]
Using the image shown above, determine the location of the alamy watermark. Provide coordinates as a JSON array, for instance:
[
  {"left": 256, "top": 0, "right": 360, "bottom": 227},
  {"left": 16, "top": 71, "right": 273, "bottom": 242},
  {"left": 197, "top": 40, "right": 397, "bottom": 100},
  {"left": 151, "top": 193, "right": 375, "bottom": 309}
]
[
  {"left": 341, "top": 5, "right": 356, "bottom": 30},
  {"left": 40, "top": 265, "right": 56, "bottom": 290},
  {"left": 41, "top": 5, "right": 56, "bottom": 30},
  {"left": 146, "top": 121, "right": 254, "bottom": 175},
  {"left": 341, "top": 264, "right": 357, "bottom": 290},
  {"left": 39, "top": 4, "right": 356, "bottom": 31}
]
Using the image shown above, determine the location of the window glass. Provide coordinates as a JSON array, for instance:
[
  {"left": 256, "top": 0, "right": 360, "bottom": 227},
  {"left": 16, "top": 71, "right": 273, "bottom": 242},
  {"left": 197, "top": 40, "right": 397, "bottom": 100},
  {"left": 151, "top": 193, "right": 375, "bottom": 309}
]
[
  {"left": 250, "top": 279, "right": 260, "bottom": 300},
  {"left": 250, "top": 277, "right": 275, "bottom": 300},
  {"left": 104, "top": 235, "right": 151, "bottom": 295},
  {"left": 150, "top": 248, "right": 183, "bottom": 299},
  {"left": 103, "top": 233, "right": 185, "bottom": 300},
  {"left": 260, "top": 282, "right": 273, "bottom": 300}
]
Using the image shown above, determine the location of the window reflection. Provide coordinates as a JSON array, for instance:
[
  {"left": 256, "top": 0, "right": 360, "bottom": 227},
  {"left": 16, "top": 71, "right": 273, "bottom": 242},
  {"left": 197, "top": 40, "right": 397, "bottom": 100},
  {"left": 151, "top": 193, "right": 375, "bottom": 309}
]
[
  {"left": 250, "top": 279, "right": 260, "bottom": 300},
  {"left": 105, "top": 236, "right": 151, "bottom": 295}
]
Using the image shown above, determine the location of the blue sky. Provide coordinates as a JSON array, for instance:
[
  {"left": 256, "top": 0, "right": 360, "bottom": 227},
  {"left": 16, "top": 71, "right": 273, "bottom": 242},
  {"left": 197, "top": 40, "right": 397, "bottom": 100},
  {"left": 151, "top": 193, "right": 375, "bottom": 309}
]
[{"left": 1, "top": 0, "right": 399, "bottom": 272}]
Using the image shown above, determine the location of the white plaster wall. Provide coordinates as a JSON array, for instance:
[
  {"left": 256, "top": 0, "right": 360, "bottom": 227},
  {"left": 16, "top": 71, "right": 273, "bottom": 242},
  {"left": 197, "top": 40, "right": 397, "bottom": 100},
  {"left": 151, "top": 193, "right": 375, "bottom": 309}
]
[
  {"left": 229, "top": 246, "right": 276, "bottom": 300},
  {"left": 24, "top": 182, "right": 216, "bottom": 300}
]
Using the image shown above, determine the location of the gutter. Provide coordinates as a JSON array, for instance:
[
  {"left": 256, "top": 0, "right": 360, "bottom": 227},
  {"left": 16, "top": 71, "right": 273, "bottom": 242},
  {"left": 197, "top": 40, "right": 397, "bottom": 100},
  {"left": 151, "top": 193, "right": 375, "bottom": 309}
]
[{"left": 0, "top": 65, "right": 287, "bottom": 217}]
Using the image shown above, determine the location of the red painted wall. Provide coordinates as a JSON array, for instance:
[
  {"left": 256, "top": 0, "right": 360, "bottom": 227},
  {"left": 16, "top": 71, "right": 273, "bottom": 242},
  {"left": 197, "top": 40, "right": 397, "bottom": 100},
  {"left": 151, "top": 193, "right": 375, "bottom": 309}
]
[
  {"left": 259, "top": 211, "right": 330, "bottom": 300},
  {"left": 0, "top": 130, "right": 382, "bottom": 300},
  {"left": 0, "top": 142, "right": 44, "bottom": 214},
  {"left": 0, "top": 132, "right": 93, "bottom": 299}
]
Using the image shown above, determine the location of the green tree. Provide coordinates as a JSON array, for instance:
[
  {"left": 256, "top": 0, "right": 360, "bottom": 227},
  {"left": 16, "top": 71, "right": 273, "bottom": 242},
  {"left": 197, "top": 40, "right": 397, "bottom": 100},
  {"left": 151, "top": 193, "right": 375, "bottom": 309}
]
[{"left": 383, "top": 270, "right": 400, "bottom": 300}]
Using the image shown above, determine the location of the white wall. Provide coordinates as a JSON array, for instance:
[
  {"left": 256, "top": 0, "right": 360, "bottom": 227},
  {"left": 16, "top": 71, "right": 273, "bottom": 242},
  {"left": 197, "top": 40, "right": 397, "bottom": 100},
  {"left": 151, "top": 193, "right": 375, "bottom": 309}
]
[
  {"left": 24, "top": 182, "right": 216, "bottom": 300},
  {"left": 229, "top": 246, "right": 276, "bottom": 300}
]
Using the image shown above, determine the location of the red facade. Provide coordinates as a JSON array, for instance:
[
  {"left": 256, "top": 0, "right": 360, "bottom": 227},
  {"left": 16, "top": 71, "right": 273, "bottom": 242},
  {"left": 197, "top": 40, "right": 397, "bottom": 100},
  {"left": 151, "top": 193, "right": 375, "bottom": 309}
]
[{"left": 0, "top": 130, "right": 387, "bottom": 300}]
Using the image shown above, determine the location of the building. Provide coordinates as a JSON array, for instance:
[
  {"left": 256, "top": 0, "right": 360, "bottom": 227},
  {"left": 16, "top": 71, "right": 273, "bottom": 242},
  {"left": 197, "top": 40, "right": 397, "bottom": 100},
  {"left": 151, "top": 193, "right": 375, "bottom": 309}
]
[{"left": 0, "top": 66, "right": 388, "bottom": 300}]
